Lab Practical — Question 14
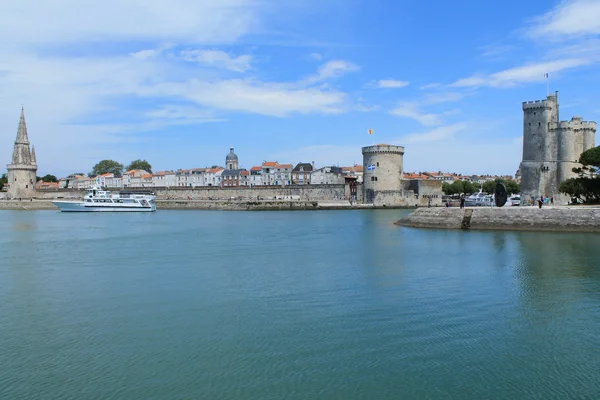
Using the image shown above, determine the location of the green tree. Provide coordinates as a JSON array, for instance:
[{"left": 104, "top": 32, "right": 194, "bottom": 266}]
[
  {"left": 443, "top": 180, "right": 477, "bottom": 195},
  {"left": 126, "top": 159, "right": 152, "bottom": 173},
  {"left": 0, "top": 173, "right": 7, "bottom": 187},
  {"left": 40, "top": 174, "right": 58, "bottom": 182},
  {"left": 91, "top": 160, "right": 124, "bottom": 177},
  {"left": 442, "top": 182, "right": 452, "bottom": 195},
  {"left": 505, "top": 180, "right": 520, "bottom": 194},
  {"left": 559, "top": 146, "right": 600, "bottom": 204}
]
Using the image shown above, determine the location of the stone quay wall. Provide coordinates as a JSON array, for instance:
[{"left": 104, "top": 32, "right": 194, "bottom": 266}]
[
  {"left": 394, "top": 206, "right": 600, "bottom": 233},
  {"left": 21, "top": 185, "right": 347, "bottom": 201}
]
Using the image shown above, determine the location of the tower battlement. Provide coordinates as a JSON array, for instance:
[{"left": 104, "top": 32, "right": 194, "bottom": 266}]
[
  {"left": 522, "top": 100, "right": 552, "bottom": 110},
  {"left": 362, "top": 144, "right": 404, "bottom": 155},
  {"left": 550, "top": 120, "right": 597, "bottom": 130}
]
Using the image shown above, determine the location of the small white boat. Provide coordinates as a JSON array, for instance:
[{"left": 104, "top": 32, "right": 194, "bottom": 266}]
[
  {"left": 53, "top": 186, "right": 156, "bottom": 212},
  {"left": 464, "top": 190, "right": 495, "bottom": 207}
]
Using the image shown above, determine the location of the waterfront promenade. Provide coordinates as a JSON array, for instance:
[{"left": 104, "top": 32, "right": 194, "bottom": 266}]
[{"left": 395, "top": 205, "right": 600, "bottom": 233}]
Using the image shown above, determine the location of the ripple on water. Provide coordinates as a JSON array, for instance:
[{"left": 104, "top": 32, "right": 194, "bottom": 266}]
[{"left": 1, "top": 211, "right": 600, "bottom": 399}]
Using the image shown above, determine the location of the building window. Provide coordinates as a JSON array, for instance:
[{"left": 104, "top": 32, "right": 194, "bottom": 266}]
[
  {"left": 377, "top": 162, "right": 379, "bottom": 167},
  {"left": 529, "top": 123, "right": 531, "bottom": 126},
  {"left": 538, "top": 122, "right": 541, "bottom": 127},
  {"left": 25, "top": 184, "right": 28, "bottom": 188}
]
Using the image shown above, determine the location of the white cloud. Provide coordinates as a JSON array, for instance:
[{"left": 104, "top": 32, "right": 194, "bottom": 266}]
[
  {"left": 451, "top": 58, "right": 591, "bottom": 88},
  {"left": 303, "top": 60, "right": 359, "bottom": 84},
  {"left": 368, "top": 79, "right": 410, "bottom": 89},
  {"left": 308, "top": 53, "right": 323, "bottom": 61},
  {"left": 389, "top": 103, "right": 443, "bottom": 126},
  {"left": 398, "top": 123, "right": 466, "bottom": 144},
  {"left": 0, "top": 0, "right": 260, "bottom": 48},
  {"left": 528, "top": 0, "right": 600, "bottom": 38},
  {"left": 423, "top": 92, "right": 466, "bottom": 104},
  {"left": 420, "top": 83, "right": 440, "bottom": 90},
  {"left": 141, "top": 78, "right": 347, "bottom": 117},
  {"left": 180, "top": 49, "right": 253, "bottom": 72}
]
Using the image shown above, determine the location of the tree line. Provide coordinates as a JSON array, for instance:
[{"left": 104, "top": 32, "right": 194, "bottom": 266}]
[{"left": 442, "top": 178, "right": 520, "bottom": 196}]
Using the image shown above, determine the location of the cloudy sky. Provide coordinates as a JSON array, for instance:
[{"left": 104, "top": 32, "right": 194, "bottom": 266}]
[{"left": 1, "top": 0, "right": 599, "bottom": 177}]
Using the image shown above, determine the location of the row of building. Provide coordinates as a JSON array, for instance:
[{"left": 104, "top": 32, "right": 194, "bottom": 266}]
[{"left": 48, "top": 149, "right": 367, "bottom": 189}]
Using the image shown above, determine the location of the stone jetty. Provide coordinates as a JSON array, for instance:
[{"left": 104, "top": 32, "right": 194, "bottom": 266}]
[{"left": 394, "top": 206, "right": 600, "bottom": 233}]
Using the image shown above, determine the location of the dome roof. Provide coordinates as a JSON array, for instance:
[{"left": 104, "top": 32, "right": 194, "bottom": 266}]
[{"left": 226, "top": 147, "right": 238, "bottom": 161}]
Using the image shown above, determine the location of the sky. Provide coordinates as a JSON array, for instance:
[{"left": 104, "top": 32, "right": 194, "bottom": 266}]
[{"left": 1, "top": 0, "right": 599, "bottom": 178}]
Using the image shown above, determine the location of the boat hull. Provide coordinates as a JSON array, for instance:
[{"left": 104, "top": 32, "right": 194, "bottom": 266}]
[{"left": 52, "top": 201, "right": 156, "bottom": 212}]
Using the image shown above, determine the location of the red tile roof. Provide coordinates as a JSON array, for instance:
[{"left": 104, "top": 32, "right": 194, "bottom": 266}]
[
  {"left": 250, "top": 166, "right": 262, "bottom": 171},
  {"left": 262, "top": 161, "right": 277, "bottom": 167}
]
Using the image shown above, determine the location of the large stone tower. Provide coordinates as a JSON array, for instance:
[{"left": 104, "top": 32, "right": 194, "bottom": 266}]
[
  {"left": 362, "top": 144, "right": 404, "bottom": 205},
  {"left": 520, "top": 93, "right": 597, "bottom": 204},
  {"left": 6, "top": 108, "right": 38, "bottom": 199}
]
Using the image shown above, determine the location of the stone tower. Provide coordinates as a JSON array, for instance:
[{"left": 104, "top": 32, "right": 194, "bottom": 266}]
[
  {"left": 520, "top": 93, "right": 597, "bottom": 204},
  {"left": 362, "top": 144, "right": 404, "bottom": 205},
  {"left": 225, "top": 147, "right": 239, "bottom": 170},
  {"left": 6, "top": 108, "right": 38, "bottom": 199}
]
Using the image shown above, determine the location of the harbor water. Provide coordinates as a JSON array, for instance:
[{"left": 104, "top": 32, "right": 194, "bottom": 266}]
[{"left": 1, "top": 209, "right": 599, "bottom": 399}]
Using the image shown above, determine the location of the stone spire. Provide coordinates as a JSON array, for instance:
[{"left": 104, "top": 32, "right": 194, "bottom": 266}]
[
  {"left": 11, "top": 107, "right": 33, "bottom": 165},
  {"left": 31, "top": 145, "right": 37, "bottom": 164},
  {"left": 15, "top": 107, "right": 30, "bottom": 145}
]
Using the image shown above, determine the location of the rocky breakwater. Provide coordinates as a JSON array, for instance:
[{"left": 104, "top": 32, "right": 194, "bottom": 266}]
[{"left": 394, "top": 206, "right": 600, "bottom": 233}]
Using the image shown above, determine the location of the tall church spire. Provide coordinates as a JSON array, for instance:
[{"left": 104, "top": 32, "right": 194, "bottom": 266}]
[
  {"left": 31, "top": 145, "right": 37, "bottom": 164},
  {"left": 15, "top": 107, "right": 30, "bottom": 144}
]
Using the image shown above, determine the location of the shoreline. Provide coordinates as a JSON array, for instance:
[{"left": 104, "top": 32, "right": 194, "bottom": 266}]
[
  {"left": 0, "top": 199, "right": 416, "bottom": 211},
  {"left": 394, "top": 206, "right": 600, "bottom": 233}
]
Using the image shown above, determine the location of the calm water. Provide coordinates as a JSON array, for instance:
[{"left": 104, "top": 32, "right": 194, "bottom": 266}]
[{"left": 1, "top": 209, "right": 599, "bottom": 399}]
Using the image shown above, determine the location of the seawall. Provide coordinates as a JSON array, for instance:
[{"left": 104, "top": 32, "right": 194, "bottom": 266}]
[
  {"left": 0, "top": 199, "right": 413, "bottom": 211},
  {"left": 394, "top": 207, "right": 600, "bottom": 233}
]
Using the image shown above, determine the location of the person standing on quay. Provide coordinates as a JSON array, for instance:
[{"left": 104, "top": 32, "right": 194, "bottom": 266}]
[{"left": 460, "top": 194, "right": 465, "bottom": 209}]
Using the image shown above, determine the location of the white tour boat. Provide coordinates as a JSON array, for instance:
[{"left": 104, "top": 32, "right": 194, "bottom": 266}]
[{"left": 52, "top": 186, "right": 156, "bottom": 212}]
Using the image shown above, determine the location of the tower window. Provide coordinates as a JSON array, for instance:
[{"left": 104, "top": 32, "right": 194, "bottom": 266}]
[
  {"left": 528, "top": 123, "right": 531, "bottom": 126},
  {"left": 534, "top": 112, "right": 536, "bottom": 116},
  {"left": 25, "top": 185, "right": 28, "bottom": 188},
  {"left": 377, "top": 162, "right": 379, "bottom": 167},
  {"left": 538, "top": 122, "right": 541, "bottom": 127}
]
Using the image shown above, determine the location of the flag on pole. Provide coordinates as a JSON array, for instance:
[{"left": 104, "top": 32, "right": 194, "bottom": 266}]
[
  {"left": 544, "top": 73, "right": 549, "bottom": 78},
  {"left": 368, "top": 129, "right": 374, "bottom": 135}
]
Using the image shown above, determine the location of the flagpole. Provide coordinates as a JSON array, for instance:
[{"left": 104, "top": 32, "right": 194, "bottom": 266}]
[{"left": 545, "top": 73, "right": 549, "bottom": 96}]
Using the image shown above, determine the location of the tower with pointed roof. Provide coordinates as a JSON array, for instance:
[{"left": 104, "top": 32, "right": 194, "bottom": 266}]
[{"left": 6, "top": 108, "right": 38, "bottom": 199}]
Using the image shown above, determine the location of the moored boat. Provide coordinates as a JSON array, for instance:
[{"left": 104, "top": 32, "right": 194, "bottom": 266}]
[{"left": 52, "top": 186, "right": 156, "bottom": 212}]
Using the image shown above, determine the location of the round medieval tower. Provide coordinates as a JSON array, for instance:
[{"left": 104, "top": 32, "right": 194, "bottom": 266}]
[{"left": 362, "top": 144, "right": 404, "bottom": 205}]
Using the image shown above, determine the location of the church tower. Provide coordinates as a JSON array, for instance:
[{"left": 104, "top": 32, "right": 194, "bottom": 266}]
[
  {"left": 6, "top": 108, "right": 38, "bottom": 199},
  {"left": 225, "top": 147, "right": 239, "bottom": 170}
]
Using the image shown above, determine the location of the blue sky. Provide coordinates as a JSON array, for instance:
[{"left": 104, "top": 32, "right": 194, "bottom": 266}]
[{"left": 1, "top": 0, "right": 599, "bottom": 178}]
